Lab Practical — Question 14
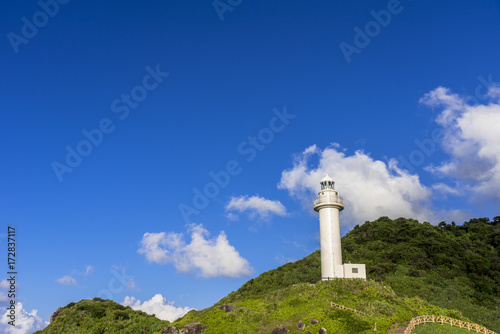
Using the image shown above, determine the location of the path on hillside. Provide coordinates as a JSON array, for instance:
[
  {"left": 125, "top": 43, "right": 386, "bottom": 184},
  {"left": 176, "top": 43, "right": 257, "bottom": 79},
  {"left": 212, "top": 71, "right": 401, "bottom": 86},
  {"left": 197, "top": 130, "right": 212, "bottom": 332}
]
[{"left": 329, "top": 301, "right": 497, "bottom": 334}]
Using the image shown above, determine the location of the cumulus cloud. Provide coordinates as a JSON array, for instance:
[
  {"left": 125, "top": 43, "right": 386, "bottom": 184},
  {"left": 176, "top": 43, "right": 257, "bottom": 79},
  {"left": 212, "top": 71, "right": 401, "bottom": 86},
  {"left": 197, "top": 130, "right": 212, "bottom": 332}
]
[
  {"left": 420, "top": 85, "right": 500, "bottom": 201},
  {"left": 122, "top": 294, "right": 193, "bottom": 322},
  {"left": 225, "top": 195, "right": 287, "bottom": 220},
  {"left": 138, "top": 224, "right": 252, "bottom": 278},
  {"left": 0, "top": 302, "right": 48, "bottom": 334},
  {"left": 487, "top": 84, "right": 500, "bottom": 100},
  {"left": 56, "top": 275, "right": 77, "bottom": 286},
  {"left": 0, "top": 280, "right": 14, "bottom": 307},
  {"left": 278, "top": 144, "right": 437, "bottom": 226},
  {"left": 0, "top": 280, "right": 13, "bottom": 307}
]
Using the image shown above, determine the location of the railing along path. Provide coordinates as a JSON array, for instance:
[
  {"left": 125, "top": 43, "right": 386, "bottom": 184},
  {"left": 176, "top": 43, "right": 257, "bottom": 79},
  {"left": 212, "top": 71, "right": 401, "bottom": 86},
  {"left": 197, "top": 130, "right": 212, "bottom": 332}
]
[
  {"left": 330, "top": 301, "right": 365, "bottom": 315},
  {"left": 403, "top": 315, "right": 497, "bottom": 334},
  {"left": 329, "top": 301, "right": 497, "bottom": 334}
]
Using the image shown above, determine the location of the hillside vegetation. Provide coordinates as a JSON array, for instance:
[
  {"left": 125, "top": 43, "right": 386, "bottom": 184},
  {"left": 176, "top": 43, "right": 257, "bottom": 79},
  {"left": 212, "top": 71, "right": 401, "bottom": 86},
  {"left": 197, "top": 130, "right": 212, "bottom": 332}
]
[
  {"left": 37, "top": 216, "right": 499, "bottom": 333},
  {"left": 34, "top": 298, "right": 170, "bottom": 334},
  {"left": 343, "top": 216, "right": 500, "bottom": 331},
  {"left": 172, "top": 278, "right": 465, "bottom": 333},
  {"left": 230, "top": 217, "right": 500, "bottom": 331}
]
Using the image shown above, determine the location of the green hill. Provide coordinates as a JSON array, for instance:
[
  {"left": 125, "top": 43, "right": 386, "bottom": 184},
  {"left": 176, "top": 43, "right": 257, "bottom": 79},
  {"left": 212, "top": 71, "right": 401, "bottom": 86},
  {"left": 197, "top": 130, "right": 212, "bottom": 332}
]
[
  {"left": 172, "top": 277, "right": 465, "bottom": 333},
  {"left": 37, "top": 216, "right": 499, "bottom": 334},
  {"left": 342, "top": 216, "right": 500, "bottom": 331},
  {"left": 34, "top": 298, "right": 170, "bottom": 334}
]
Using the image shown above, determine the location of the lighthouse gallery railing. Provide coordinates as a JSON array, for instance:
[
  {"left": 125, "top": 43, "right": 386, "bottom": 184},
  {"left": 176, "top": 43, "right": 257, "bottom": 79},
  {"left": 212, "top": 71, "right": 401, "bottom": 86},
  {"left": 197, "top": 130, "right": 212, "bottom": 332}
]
[{"left": 314, "top": 195, "right": 343, "bottom": 206}]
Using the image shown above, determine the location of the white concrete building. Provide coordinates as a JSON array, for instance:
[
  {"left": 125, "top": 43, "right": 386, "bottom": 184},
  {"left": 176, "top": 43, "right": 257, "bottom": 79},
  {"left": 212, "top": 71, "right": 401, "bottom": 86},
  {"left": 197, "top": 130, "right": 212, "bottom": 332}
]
[{"left": 313, "top": 174, "right": 366, "bottom": 280}]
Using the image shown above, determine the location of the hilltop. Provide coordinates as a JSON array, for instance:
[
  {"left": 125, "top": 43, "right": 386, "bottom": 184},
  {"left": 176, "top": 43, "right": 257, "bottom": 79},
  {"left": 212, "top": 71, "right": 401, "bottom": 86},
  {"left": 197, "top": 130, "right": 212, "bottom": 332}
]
[
  {"left": 342, "top": 216, "right": 500, "bottom": 330},
  {"left": 34, "top": 298, "right": 170, "bottom": 334},
  {"left": 173, "top": 276, "right": 465, "bottom": 333},
  {"left": 36, "top": 216, "right": 499, "bottom": 333}
]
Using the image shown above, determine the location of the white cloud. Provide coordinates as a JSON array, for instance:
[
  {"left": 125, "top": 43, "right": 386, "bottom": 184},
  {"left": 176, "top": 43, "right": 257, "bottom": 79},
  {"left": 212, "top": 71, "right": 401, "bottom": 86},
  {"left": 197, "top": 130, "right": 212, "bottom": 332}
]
[
  {"left": 488, "top": 84, "right": 500, "bottom": 100},
  {"left": 0, "top": 302, "right": 48, "bottom": 334},
  {"left": 56, "top": 275, "right": 77, "bottom": 286},
  {"left": 420, "top": 85, "right": 500, "bottom": 201},
  {"left": 278, "top": 144, "right": 437, "bottom": 226},
  {"left": 83, "top": 265, "right": 94, "bottom": 276},
  {"left": 122, "top": 294, "right": 193, "bottom": 322},
  {"left": 126, "top": 279, "right": 139, "bottom": 291},
  {"left": 0, "top": 279, "right": 10, "bottom": 290},
  {"left": 432, "top": 183, "right": 461, "bottom": 196},
  {"left": 0, "top": 292, "right": 8, "bottom": 306},
  {"left": 225, "top": 212, "right": 239, "bottom": 221},
  {"left": 0, "top": 280, "right": 14, "bottom": 307},
  {"left": 138, "top": 224, "right": 252, "bottom": 278},
  {"left": 68, "top": 265, "right": 94, "bottom": 278},
  {"left": 225, "top": 195, "right": 287, "bottom": 220},
  {"left": 275, "top": 255, "right": 296, "bottom": 265}
]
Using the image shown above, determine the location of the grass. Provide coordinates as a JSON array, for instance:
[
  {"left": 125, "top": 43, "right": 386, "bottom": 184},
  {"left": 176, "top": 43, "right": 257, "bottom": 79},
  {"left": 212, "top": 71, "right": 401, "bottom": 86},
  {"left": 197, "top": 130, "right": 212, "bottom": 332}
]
[
  {"left": 169, "top": 279, "right": 466, "bottom": 334},
  {"left": 413, "top": 323, "right": 480, "bottom": 333}
]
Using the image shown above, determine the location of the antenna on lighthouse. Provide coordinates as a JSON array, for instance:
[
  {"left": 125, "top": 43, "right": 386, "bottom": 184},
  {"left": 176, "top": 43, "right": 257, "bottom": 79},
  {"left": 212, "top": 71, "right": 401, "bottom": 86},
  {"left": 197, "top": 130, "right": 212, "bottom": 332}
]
[{"left": 314, "top": 174, "right": 366, "bottom": 280}]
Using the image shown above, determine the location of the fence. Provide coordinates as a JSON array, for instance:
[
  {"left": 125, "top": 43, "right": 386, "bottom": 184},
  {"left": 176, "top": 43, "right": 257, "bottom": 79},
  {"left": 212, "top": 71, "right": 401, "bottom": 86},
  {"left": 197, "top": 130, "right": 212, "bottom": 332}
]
[
  {"left": 328, "top": 302, "right": 497, "bottom": 334},
  {"left": 330, "top": 301, "right": 365, "bottom": 315},
  {"left": 403, "top": 315, "right": 497, "bottom": 334}
]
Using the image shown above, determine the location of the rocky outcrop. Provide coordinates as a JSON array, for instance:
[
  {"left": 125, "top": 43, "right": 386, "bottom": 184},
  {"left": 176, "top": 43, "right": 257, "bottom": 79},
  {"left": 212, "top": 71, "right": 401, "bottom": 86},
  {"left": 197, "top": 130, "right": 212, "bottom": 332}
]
[
  {"left": 219, "top": 304, "right": 235, "bottom": 313},
  {"left": 179, "top": 322, "right": 206, "bottom": 334},
  {"left": 297, "top": 320, "right": 305, "bottom": 330},
  {"left": 50, "top": 307, "right": 63, "bottom": 323},
  {"left": 161, "top": 326, "right": 179, "bottom": 334},
  {"left": 318, "top": 327, "right": 327, "bottom": 334},
  {"left": 271, "top": 325, "right": 289, "bottom": 334},
  {"left": 161, "top": 322, "right": 205, "bottom": 334}
]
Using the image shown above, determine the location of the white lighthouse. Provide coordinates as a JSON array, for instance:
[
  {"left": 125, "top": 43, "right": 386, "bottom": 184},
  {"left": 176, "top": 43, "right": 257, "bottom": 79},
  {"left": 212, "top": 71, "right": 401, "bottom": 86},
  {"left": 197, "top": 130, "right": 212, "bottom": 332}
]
[{"left": 314, "top": 174, "right": 366, "bottom": 280}]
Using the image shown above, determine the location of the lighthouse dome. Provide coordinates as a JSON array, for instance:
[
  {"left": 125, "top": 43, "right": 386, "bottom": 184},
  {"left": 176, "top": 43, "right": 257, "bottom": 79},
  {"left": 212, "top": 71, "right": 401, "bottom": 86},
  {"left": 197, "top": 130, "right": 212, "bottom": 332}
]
[{"left": 321, "top": 174, "right": 334, "bottom": 182}]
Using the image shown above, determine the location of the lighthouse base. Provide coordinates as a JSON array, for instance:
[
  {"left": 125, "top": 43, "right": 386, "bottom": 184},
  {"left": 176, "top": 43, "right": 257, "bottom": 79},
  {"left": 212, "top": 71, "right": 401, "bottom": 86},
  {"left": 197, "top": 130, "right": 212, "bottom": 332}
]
[{"left": 322, "top": 264, "right": 366, "bottom": 280}]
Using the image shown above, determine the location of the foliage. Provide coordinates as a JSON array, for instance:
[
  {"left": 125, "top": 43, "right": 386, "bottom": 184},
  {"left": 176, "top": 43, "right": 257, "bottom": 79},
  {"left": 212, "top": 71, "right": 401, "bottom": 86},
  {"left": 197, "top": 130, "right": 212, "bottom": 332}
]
[
  {"left": 216, "top": 216, "right": 499, "bottom": 332},
  {"left": 173, "top": 279, "right": 464, "bottom": 334},
  {"left": 34, "top": 297, "right": 170, "bottom": 334},
  {"left": 342, "top": 216, "right": 500, "bottom": 331},
  {"left": 231, "top": 248, "right": 322, "bottom": 299},
  {"left": 36, "top": 216, "right": 500, "bottom": 334}
]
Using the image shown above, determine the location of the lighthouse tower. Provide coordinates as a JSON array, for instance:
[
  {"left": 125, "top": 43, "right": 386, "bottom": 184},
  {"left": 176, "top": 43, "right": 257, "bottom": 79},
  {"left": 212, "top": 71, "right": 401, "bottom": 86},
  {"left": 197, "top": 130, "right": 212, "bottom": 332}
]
[
  {"left": 314, "top": 174, "right": 366, "bottom": 280},
  {"left": 314, "top": 174, "right": 344, "bottom": 279}
]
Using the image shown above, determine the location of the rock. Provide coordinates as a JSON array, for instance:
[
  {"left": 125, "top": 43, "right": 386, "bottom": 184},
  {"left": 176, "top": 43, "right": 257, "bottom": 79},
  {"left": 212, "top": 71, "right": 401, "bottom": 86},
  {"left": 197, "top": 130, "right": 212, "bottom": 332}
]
[
  {"left": 306, "top": 331, "right": 312, "bottom": 334},
  {"left": 318, "top": 327, "right": 327, "bottom": 334},
  {"left": 50, "top": 307, "right": 63, "bottom": 323},
  {"left": 161, "top": 327, "right": 179, "bottom": 334},
  {"left": 271, "top": 325, "right": 289, "bottom": 334},
  {"left": 179, "top": 322, "right": 206, "bottom": 334},
  {"left": 310, "top": 318, "right": 320, "bottom": 325},
  {"left": 297, "top": 320, "right": 305, "bottom": 330},
  {"left": 219, "top": 304, "right": 235, "bottom": 313}
]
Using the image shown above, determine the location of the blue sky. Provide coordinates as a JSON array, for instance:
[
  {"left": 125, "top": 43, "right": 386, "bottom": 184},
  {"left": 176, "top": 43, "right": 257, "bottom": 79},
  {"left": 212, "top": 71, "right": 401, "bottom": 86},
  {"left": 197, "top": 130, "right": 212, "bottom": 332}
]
[{"left": 1, "top": 0, "right": 500, "bottom": 332}]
